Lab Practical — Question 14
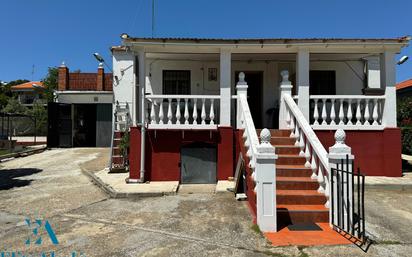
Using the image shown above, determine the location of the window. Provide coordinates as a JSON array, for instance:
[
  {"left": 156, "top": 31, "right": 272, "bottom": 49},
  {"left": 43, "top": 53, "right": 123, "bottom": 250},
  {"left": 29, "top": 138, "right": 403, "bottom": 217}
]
[
  {"left": 162, "top": 70, "right": 191, "bottom": 95},
  {"left": 309, "top": 71, "right": 336, "bottom": 95}
]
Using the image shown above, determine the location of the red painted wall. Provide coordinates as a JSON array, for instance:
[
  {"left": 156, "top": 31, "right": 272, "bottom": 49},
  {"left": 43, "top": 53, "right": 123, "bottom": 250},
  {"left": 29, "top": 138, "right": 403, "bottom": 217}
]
[
  {"left": 316, "top": 128, "right": 402, "bottom": 177},
  {"left": 129, "top": 127, "right": 234, "bottom": 181}
]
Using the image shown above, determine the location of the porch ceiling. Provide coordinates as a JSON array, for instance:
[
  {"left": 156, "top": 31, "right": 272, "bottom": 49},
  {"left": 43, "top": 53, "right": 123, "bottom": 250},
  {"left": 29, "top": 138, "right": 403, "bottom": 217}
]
[{"left": 145, "top": 53, "right": 377, "bottom": 62}]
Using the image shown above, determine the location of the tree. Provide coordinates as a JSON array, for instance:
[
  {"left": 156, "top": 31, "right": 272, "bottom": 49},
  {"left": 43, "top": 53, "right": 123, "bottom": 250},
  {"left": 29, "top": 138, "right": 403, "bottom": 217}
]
[
  {"left": 0, "top": 79, "right": 28, "bottom": 109},
  {"left": 2, "top": 97, "right": 28, "bottom": 114},
  {"left": 26, "top": 100, "right": 47, "bottom": 135},
  {"left": 42, "top": 67, "right": 58, "bottom": 102}
]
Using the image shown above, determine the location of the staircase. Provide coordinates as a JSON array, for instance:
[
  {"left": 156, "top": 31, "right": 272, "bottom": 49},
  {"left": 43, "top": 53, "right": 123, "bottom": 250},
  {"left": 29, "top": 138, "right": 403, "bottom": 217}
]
[
  {"left": 258, "top": 129, "right": 329, "bottom": 228},
  {"left": 109, "top": 102, "right": 131, "bottom": 171}
]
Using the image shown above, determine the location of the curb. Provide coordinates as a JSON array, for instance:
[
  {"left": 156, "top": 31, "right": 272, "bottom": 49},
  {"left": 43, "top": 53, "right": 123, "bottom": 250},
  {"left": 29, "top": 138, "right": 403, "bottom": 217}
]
[
  {"left": 81, "top": 170, "right": 177, "bottom": 198},
  {"left": 0, "top": 146, "right": 47, "bottom": 162},
  {"left": 365, "top": 184, "right": 412, "bottom": 190}
]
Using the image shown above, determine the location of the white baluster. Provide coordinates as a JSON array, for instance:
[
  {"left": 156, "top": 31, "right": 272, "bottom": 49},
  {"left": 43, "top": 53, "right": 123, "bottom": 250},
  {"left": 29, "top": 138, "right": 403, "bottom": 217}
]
[
  {"left": 317, "top": 166, "right": 325, "bottom": 193},
  {"left": 324, "top": 177, "right": 330, "bottom": 208},
  {"left": 338, "top": 99, "right": 344, "bottom": 125},
  {"left": 372, "top": 99, "right": 379, "bottom": 125},
  {"left": 299, "top": 132, "right": 305, "bottom": 156},
  {"left": 209, "top": 99, "right": 215, "bottom": 125},
  {"left": 310, "top": 151, "right": 318, "bottom": 180},
  {"left": 289, "top": 115, "right": 295, "bottom": 138},
  {"left": 192, "top": 99, "right": 198, "bottom": 125},
  {"left": 175, "top": 98, "right": 181, "bottom": 124},
  {"left": 150, "top": 100, "right": 157, "bottom": 124},
  {"left": 347, "top": 99, "right": 353, "bottom": 125},
  {"left": 330, "top": 99, "right": 336, "bottom": 125},
  {"left": 167, "top": 98, "right": 172, "bottom": 124},
  {"left": 364, "top": 99, "right": 370, "bottom": 125},
  {"left": 304, "top": 142, "right": 311, "bottom": 168},
  {"left": 355, "top": 99, "right": 362, "bottom": 125},
  {"left": 286, "top": 107, "right": 291, "bottom": 127},
  {"left": 313, "top": 99, "right": 319, "bottom": 125},
  {"left": 201, "top": 98, "right": 206, "bottom": 124},
  {"left": 321, "top": 99, "right": 327, "bottom": 125},
  {"left": 159, "top": 100, "right": 164, "bottom": 124},
  {"left": 184, "top": 98, "right": 189, "bottom": 124},
  {"left": 294, "top": 124, "right": 300, "bottom": 146}
]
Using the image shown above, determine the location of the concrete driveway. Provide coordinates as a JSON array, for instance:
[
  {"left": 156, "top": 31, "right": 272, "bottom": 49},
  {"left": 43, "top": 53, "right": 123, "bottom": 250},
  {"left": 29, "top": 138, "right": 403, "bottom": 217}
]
[{"left": 0, "top": 148, "right": 411, "bottom": 257}]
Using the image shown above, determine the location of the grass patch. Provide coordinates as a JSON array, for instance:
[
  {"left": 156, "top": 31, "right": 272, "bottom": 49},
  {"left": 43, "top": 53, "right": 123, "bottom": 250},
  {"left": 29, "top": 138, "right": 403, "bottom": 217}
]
[
  {"left": 251, "top": 224, "right": 261, "bottom": 234},
  {"left": 375, "top": 240, "right": 402, "bottom": 245},
  {"left": 297, "top": 246, "right": 309, "bottom": 257},
  {"left": 253, "top": 249, "right": 289, "bottom": 257}
]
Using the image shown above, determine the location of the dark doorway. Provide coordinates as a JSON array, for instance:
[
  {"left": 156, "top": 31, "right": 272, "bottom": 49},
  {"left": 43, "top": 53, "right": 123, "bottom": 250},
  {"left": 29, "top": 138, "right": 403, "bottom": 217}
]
[
  {"left": 73, "top": 104, "right": 96, "bottom": 147},
  {"left": 48, "top": 103, "right": 72, "bottom": 147},
  {"left": 310, "top": 71, "right": 336, "bottom": 95},
  {"left": 235, "top": 71, "right": 264, "bottom": 128},
  {"left": 180, "top": 143, "right": 217, "bottom": 184}
]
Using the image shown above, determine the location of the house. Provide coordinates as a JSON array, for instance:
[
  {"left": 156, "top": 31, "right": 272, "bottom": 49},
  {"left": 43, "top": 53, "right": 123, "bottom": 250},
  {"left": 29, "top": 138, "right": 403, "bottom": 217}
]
[
  {"left": 47, "top": 63, "right": 113, "bottom": 147},
  {"left": 396, "top": 78, "right": 412, "bottom": 98},
  {"left": 109, "top": 36, "right": 409, "bottom": 234},
  {"left": 10, "top": 81, "right": 46, "bottom": 107}
]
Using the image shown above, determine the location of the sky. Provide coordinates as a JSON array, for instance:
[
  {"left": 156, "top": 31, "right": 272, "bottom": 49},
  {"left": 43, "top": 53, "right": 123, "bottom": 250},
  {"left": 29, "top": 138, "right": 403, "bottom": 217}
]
[{"left": 0, "top": 0, "right": 411, "bottom": 83}]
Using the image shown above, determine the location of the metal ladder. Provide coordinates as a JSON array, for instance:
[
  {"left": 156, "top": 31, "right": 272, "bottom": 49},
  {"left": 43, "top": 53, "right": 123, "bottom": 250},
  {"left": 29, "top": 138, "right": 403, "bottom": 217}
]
[{"left": 109, "top": 101, "right": 131, "bottom": 171}]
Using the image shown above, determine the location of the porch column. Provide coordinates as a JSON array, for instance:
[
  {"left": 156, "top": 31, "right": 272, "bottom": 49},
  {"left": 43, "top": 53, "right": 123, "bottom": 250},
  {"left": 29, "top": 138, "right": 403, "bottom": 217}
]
[
  {"left": 296, "top": 49, "right": 310, "bottom": 121},
  {"left": 380, "top": 51, "right": 396, "bottom": 127},
  {"left": 220, "top": 49, "right": 231, "bottom": 126},
  {"left": 137, "top": 49, "right": 146, "bottom": 126}
]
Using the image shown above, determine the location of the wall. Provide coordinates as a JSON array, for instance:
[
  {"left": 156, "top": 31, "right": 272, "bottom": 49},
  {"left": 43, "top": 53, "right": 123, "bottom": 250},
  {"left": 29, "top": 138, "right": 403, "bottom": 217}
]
[
  {"left": 129, "top": 127, "right": 234, "bottom": 182},
  {"left": 96, "top": 104, "right": 112, "bottom": 147},
  {"left": 316, "top": 128, "right": 402, "bottom": 177},
  {"left": 145, "top": 59, "right": 365, "bottom": 128}
]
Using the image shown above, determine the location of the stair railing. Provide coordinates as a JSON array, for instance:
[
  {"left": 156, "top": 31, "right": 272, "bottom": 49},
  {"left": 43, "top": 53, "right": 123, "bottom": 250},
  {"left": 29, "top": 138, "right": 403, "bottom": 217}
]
[
  {"left": 236, "top": 72, "right": 277, "bottom": 232},
  {"left": 280, "top": 71, "right": 331, "bottom": 208}
]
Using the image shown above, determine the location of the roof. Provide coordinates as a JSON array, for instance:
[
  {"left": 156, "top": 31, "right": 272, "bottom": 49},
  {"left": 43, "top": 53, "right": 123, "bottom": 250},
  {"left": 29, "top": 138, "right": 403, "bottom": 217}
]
[
  {"left": 396, "top": 79, "right": 412, "bottom": 90},
  {"left": 11, "top": 81, "right": 44, "bottom": 91}
]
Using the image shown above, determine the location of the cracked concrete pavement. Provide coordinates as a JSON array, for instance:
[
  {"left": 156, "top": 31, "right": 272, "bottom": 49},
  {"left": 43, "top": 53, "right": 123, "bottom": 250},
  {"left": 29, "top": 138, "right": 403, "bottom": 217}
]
[{"left": 0, "top": 148, "right": 411, "bottom": 256}]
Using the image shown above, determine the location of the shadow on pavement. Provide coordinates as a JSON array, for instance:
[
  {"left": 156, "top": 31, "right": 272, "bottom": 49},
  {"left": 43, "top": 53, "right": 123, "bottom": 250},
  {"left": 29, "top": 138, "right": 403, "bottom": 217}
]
[{"left": 0, "top": 168, "right": 42, "bottom": 190}]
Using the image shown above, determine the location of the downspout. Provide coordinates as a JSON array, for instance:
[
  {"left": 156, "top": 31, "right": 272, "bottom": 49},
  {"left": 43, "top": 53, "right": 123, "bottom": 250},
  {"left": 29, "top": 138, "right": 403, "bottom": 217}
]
[{"left": 138, "top": 50, "right": 146, "bottom": 183}]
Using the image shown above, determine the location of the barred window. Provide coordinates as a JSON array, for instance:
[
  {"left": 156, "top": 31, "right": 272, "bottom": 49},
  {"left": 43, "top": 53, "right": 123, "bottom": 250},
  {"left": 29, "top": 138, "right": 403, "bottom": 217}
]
[{"left": 162, "top": 70, "right": 191, "bottom": 95}]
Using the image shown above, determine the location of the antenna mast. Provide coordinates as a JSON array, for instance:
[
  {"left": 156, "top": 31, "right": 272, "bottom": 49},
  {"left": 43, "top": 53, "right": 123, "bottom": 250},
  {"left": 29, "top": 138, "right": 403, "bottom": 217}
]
[{"left": 151, "top": 0, "right": 155, "bottom": 37}]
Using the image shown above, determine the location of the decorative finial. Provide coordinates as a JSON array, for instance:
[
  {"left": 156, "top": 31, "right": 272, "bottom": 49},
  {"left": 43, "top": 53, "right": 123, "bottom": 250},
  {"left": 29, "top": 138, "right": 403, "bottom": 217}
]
[
  {"left": 334, "top": 129, "right": 346, "bottom": 144},
  {"left": 60, "top": 61, "right": 66, "bottom": 68},
  {"left": 239, "top": 72, "right": 245, "bottom": 83},
  {"left": 260, "top": 128, "right": 271, "bottom": 144},
  {"left": 280, "top": 70, "right": 290, "bottom": 83},
  {"left": 98, "top": 62, "right": 104, "bottom": 68}
]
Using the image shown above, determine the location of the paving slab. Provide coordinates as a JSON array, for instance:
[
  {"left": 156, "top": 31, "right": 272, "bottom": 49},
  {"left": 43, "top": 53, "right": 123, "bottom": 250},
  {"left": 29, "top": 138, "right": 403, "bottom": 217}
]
[
  {"left": 216, "top": 180, "right": 235, "bottom": 193},
  {"left": 365, "top": 172, "right": 412, "bottom": 190}
]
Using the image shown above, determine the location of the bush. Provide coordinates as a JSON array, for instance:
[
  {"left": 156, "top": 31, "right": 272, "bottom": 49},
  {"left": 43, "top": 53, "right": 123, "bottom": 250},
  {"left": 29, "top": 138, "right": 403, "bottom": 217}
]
[{"left": 398, "top": 97, "right": 412, "bottom": 155}]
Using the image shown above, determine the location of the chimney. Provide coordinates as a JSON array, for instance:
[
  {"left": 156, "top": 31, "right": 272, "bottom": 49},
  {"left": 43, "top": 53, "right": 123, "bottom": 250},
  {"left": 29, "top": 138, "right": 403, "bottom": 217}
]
[
  {"left": 97, "top": 62, "right": 104, "bottom": 91},
  {"left": 58, "top": 62, "right": 69, "bottom": 90}
]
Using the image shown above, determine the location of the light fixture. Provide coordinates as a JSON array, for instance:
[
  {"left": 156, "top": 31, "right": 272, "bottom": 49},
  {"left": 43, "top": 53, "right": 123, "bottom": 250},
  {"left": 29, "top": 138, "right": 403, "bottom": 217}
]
[
  {"left": 397, "top": 55, "right": 409, "bottom": 65},
  {"left": 120, "top": 33, "right": 130, "bottom": 39},
  {"left": 93, "top": 53, "right": 105, "bottom": 63}
]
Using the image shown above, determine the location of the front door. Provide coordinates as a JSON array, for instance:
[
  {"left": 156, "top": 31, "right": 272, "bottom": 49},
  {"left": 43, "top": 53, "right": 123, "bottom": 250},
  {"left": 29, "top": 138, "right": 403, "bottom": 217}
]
[
  {"left": 235, "top": 71, "right": 263, "bottom": 128},
  {"left": 47, "top": 103, "right": 72, "bottom": 147}
]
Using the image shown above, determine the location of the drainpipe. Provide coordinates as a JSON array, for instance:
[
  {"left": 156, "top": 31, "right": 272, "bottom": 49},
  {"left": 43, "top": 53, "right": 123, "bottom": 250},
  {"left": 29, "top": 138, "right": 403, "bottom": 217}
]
[{"left": 138, "top": 50, "right": 146, "bottom": 183}]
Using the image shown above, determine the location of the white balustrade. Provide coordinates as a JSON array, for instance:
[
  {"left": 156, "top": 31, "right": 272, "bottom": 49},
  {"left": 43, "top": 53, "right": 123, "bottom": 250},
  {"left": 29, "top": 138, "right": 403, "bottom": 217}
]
[
  {"left": 310, "top": 96, "right": 385, "bottom": 130},
  {"left": 145, "top": 95, "right": 220, "bottom": 129}
]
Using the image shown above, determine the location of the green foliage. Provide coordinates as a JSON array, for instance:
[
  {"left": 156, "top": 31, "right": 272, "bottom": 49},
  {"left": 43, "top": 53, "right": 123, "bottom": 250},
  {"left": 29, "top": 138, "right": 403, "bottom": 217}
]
[
  {"left": 26, "top": 101, "right": 48, "bottom": 135},
  {"left": 42, "top": 67, "right": 58, "bottom": 102},
  {"left": 119, "top": 131, "right": 130, "bottom": 157},
  {"left": 0, "top": 79, "right": 28, "bottom": 109},
  {"left": 2, "top": 97, "right": 28, "bottom": 114},
  {"left": 398, "top": 97, "right": 412, "bottom": 155}
]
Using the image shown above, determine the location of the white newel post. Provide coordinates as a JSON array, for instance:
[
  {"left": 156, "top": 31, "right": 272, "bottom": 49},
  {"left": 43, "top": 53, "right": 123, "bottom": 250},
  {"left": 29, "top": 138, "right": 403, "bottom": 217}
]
[
  {"left": 220, "top": 49, "right": 232, "bottom": 126},
  {"left": 236, "top": 72, "right": 248, "bottom": 129},
  {"left": 327, "top": 129, "right": 354, "bottom": 231},
  {"left": 380, "top": 51, "right": 397, "bottom": 127},
  {"left": 296, "top": 49, "right": 310, "bottom": 120},
  {"left": 279, "top": 70, "right": 293, "bottom": 129},
  {"left": 256, "top": 129, "right": 277, "bottom": 232}
]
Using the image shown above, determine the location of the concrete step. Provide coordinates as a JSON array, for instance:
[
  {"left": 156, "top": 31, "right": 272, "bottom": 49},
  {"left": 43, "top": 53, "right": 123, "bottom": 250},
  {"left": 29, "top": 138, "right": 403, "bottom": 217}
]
[
  {"left": 277, "top": 190, "right": 326, "bottom": 205},
  {"left": 276, "top": 165, "right": 313, "bottom": 177},
  {"left": 277, "top": 154, "right": 306, "bottom": 165},
  {"left": 277, "top": 204, "right": 329, "bottom": 223},
  {"left": 256, "top": 129, "right": 291, "bottom": 137},
  {"left": 277, "top": 177, "right": 319, "bottom": 190},
  {"left": 275, "top": 145, "right": 301, "bottom": 155},
  {"left": 270, "top": 137, "right": 296, "bottom": 145}
]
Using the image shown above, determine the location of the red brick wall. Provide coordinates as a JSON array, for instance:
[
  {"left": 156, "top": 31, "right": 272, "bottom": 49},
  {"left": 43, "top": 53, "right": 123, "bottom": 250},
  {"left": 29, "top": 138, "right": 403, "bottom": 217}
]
[
  {"left": 57, "top": 66, "right": 113, "bottom": 92},
  {"left": 316, "top": 128, "right": 402, "bottom": 177},
  {"left": 129, "top": 127, "right": 234, "bottom": 182}
]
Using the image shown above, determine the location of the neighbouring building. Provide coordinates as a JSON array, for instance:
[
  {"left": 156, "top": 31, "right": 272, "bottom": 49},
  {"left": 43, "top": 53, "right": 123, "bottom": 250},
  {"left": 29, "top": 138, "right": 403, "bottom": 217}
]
[
  {"left": 396, "top": 78, "right": 412, "bottom": 98},
  {"left": 108, "top": 36, "right": 410, "bottom": 234},
  {"left": 10, "top": 81, "right": 46, "bottom": 107},
  {"left": 47, "top": 63, "right": 113, "bottom": 147}
]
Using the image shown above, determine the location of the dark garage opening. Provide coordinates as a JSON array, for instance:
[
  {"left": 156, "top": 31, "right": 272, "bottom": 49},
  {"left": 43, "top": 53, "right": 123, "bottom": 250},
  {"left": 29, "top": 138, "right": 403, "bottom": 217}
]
[{"left": 180, "top": 142, "right": 217, "bottom": 184}]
